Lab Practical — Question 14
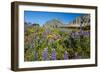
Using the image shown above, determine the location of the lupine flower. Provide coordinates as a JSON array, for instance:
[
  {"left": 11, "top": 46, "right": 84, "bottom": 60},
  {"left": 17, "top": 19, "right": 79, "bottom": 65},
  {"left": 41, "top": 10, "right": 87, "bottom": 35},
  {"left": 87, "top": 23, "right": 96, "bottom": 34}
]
[
  {"left": 51, "top": 49, "right": 56, "bottom": 60},
  {"left": 64, "top": 51, "right": 69, "bottom": 60},
  {"left": 71, "top": 31, "right": 90, "bottom": 38},
  {"left": 86, "top": 31, "right": 90, "bottom": 36},
  {"left": 71, "top": 31, "right": 90, "bottom": 39},
  {"left": 42, "top": 48, "right": 48, "bottom": 60}
]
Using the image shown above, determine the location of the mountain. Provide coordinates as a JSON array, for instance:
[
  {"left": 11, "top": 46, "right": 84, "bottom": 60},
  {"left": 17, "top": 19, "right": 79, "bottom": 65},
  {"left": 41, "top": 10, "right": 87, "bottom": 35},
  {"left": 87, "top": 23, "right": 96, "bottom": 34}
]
[
  {"left": 43, "top": 19, "right": 65, "bottom": 28},
  {"left": 24, "top": 22, "right": 40, "bottom": 32}
]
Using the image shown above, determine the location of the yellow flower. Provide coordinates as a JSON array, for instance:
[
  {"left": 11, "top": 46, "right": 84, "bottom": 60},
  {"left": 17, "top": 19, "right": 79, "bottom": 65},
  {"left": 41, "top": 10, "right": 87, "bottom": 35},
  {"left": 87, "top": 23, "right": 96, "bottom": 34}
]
[
  {"left": 27, "top": 28, "right": 34, "bottom": 33},
  {"left": 56, "top": 39, "right": 60, "bottom": 41},
  {"left": 47, "top": 34, "right": 53, "bottom": 39}
]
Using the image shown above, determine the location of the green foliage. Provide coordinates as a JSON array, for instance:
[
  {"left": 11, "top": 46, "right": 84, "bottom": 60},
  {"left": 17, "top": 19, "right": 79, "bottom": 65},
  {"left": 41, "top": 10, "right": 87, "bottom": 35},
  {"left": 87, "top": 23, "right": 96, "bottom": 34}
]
[
  {"left": 24, "top": 48, "right": 34, "bottom": 61},
  {"left": 24, "top": 25, "right": 90, "bottom": 61}
]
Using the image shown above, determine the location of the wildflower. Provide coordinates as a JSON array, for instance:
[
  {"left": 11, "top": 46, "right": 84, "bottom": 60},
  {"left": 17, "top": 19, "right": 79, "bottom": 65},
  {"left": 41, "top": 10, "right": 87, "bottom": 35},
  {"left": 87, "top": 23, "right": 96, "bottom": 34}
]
[
  {"left": 42, "top": 48, "right": 48, "bottom": 60},
  {"left": 51, "top": 49, "right": 56, "bottom": 60},
  {"left": 47, "top": 34, "right": 53, "bottom": 39},
  {"left": 64, "top": 51, "right": 69, "bottom": 60}
]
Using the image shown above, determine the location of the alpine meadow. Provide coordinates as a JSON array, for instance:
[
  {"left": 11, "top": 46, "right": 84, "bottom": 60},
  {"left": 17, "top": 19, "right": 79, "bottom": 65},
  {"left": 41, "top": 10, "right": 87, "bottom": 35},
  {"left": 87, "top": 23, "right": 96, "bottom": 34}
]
[{"left": 24, "top": 11, "right": 90, "bottom": 61}]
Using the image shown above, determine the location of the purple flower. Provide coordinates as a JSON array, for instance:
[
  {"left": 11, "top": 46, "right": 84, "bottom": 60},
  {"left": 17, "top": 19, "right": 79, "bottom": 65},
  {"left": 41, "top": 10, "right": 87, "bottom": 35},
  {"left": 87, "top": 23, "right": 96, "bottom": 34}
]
[
  {"left": 85, "top": 31, "right": 90, "bottom": 36},
  {"left": 64, "top": 51, "right": 69, "bottom": 60},
  {"left": 42, "top": 48, "right": 48, "bottom": 60},
  {"left": 76, "top": 32, "right": 79, "bottom": 36},
  {"left": 79, "top": 30, "right": 84, "bottom": 36},
  {"left": 51, "top": 49, "right": 56, "bottom": 60}
]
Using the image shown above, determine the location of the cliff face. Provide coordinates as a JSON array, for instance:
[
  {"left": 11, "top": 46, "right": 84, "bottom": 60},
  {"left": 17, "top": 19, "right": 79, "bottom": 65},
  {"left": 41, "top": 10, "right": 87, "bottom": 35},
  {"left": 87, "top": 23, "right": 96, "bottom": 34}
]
[{"left": 66, "top": 14, "right": 90, "bottom": 26}]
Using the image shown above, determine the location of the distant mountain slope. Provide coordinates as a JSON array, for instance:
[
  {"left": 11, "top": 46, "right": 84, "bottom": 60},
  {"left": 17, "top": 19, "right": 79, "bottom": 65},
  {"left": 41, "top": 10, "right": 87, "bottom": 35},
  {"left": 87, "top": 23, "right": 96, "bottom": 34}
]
[
  {"left": 24, "top": 22, "right": 40, "bottom": 32},
  {"left": 43, "top": 19, "right": 65, "bottom": 28}
]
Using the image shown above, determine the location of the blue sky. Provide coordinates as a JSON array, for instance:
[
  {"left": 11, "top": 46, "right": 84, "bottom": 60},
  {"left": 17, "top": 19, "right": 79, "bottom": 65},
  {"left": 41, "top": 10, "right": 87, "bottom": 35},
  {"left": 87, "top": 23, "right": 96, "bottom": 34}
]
[{"left": 24, "top": 11, "right": 85, "bottom": 26}]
